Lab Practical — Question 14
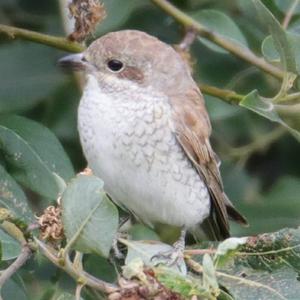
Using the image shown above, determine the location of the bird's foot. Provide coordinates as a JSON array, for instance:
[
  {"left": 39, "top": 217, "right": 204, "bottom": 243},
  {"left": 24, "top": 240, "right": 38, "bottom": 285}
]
[
  {"left": 151, "top": 244, "right": 184, "bottom": 267},
  {"left": 111, "top": 217, "right": 132, "bottom": 260},
  {"left": 112, "top": 234, "right": 125, "bottom": 260},
  {"left": 151, "top": 229, "right": 186, "bottom": 267},
  {"left": 79, "top": 167, "right": 93, "bottom": 176}
]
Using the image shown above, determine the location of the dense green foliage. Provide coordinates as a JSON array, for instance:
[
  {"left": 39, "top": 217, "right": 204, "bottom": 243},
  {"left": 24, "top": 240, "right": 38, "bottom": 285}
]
[{"left": 0, "top": 0, "right": 300, "bottom": 299}]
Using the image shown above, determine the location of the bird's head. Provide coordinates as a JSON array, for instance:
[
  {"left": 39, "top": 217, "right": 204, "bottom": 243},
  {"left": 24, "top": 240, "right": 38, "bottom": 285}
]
[{"left": 59, "top": 30, "right": 193, "bottom": 94}]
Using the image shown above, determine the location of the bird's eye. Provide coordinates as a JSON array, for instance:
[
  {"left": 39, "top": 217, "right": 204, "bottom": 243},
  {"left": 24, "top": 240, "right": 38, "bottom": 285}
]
[{"left": 107, "top": 59, "right": 124, "bottom": 72}]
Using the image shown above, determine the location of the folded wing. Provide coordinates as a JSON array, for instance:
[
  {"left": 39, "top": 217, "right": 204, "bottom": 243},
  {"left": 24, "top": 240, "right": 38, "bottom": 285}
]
[{"left": 169, "top": 88, "right": 247, "bottom": 240}]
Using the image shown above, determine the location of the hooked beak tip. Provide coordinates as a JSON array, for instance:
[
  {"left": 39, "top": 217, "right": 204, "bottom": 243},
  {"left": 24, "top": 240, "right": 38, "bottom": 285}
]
[{"left": 57, "top": 53, "right": 85, "bottom": 71}]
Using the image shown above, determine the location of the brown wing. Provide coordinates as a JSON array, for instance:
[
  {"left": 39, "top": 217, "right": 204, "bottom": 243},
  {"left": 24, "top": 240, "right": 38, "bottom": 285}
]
[{"left": 169, "top": 88, "right": 247, "bottom": 240}]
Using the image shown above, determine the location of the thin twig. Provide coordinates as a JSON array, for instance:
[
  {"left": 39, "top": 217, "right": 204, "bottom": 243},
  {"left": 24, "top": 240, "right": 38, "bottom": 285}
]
[
  {"left": 229, "top": 126, "right": 286, "bottom": 159},
  {"left": 238, "top": 243, "right": 300, "bottom": 257},
  {"left": 0, "top": 22, "right": 278, "bottom": 109},
  {"left": 184, "top": 248, "right": 217, "bottom": 256},
  {"left": 75, "top": 283, "right": 84, "bottom": 300},
  {"left": 276, "top": 103, "right": 300, "bottom": 114},
  {"left": 186, "top": 257, "right": 285, "bottom": 300},
  {"left": 200, "top": 83, "right": 244, "bottom": 104},
  {"left": 151, "top": 0, "right": 284, "bottom": 80},
  {"left": 0, "top": 15, "right": 296, "bottom": 109},
  {"left": 0, "top": 221, "right": 26, "bottom": 245},
  {"left": 279, "top": 91, "right": 300, "bottom": 103},
  {"left": 0, "top": 245, "right": 32, "bottom": 288},
  {"left": 178, "top": 28, "right": 197, "bottom": 51},
  {"left": 282, "top": 0, "right": 300, "bottom": 29},
  {"left": 185, "top": 256, "right": 204, "bottom": 273},
  {"left": 0, "top": 23, "right": 244, "bottom": 106},
  {"left": 35, "top": 238, "right": 118, "bottom": 294},
  {"left": 27, "top": 222, "right": 41, "bottom": 232},
  {"left": 216, "top": 270, "right": 285, "bottom": 299},
  {"left": 0, "top": 24, "right": 84, "bottom": 53}
]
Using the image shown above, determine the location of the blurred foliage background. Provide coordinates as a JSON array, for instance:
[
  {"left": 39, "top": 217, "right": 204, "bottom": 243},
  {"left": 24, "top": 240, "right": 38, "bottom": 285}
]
[{"left": 1, "top": 0, "right": 300, "bottom": 299}]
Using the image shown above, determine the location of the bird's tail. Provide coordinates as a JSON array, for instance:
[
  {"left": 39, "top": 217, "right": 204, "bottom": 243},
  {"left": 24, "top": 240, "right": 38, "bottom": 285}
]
[{"left": 192, "top": 195, "right": 248, "bottom": 242}]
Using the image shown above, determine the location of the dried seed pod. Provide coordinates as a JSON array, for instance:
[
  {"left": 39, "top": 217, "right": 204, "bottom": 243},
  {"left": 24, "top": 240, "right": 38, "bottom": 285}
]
[
  {"left": 68, "top": 0, "right": 106, "bottom": 42},
  {"left": 36, "top": 206, "right": 64, "bottom": 242}
]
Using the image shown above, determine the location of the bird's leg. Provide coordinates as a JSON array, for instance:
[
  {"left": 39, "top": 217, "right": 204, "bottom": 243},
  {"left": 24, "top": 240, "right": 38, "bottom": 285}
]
[
  {"left": 173, "top": 228, "right": 186, "bottom": 255},
  {"left": 151, "top": 228, "right": 186, "bottom": 266},
  {"left": 112, "top": 231, "right": 125, "bottom": 259},
  {"left": 111, "top": 216, "right": 131, "bottom": 260}
]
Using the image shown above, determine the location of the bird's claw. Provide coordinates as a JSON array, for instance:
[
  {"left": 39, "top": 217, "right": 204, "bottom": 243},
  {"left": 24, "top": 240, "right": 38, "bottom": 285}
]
[
  {"left": 151, "top": 247, "right": 184, "bottom": 267},
  {"left": 111, "top": 231, "right": 128, "bottom": 260},
  {"left": 112, "top": 239, "right": 125, "bottom": 260},
  {"left": 151, "top": 229, "right": 186, "bottom": 267}
]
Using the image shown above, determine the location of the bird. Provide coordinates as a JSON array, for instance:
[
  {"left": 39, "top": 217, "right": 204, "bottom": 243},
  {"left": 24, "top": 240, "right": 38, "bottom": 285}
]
[{"left": 59, "top": 30, "right": 247, "bottom": 258}]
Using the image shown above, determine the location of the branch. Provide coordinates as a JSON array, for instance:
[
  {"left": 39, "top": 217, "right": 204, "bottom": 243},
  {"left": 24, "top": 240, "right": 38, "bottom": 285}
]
[
  {"left": 0, "top": 217, "right": 33, "bottom": 288},
  {"left": 0, "top": 24, "right": 84, "bottom": 53},
  {"left": 0, "top": 244, "right": 32, "bottom": 288},
  {"left": 75, "top": 284, "right": 84, "bottom": 300},
  {"left": 185, "top": 257, "right": 286, "bottom": 299},
  {"left": 151, "top": 0, "right": 284, "bottom": 80},
  {"left": 0, "top": 221, "right": 26, "bottom": 245},
  {"left": 35, "top": 238, "right": 118, "bottom": 294},
  {"left": 184, "top": 248, "right": 216, "bottom": 256},
  {"left": 282, "top": 0, "right": 300, "bottom": 29},
  {"left": 279, "top": 91, "right": 300, "bottom": 103},
  {"left": 0, "top": 23, "right": 245, "bottom": 108},
  {"left": 200, "top": 83, "right": 244, "bottom": 104},
  {"left": 177, "top": 29, "right": 197, "bottom": 51},
  {"left": 276, "top": 103, "right": 300, "bottom": 114},
  {"left": 229, "top": 126, "right": 286, "bottom": 159}
]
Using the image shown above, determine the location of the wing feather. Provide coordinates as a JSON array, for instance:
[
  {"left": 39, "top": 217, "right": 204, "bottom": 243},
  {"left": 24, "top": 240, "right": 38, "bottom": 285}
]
[{"left": 169, "top": 88, "right": 247, "bottom": 240}]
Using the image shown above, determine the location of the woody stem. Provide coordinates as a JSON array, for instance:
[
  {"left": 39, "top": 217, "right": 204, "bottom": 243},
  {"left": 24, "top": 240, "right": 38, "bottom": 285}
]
[
  {"left": 151, "top": 0, "right": 284, "bottom": 80},
  {"left": 0, "top": 24, "right": 84, "bottom": 53}
]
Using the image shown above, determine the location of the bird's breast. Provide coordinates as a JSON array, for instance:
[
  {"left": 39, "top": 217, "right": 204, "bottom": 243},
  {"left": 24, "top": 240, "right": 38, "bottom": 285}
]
[
  {"left": 79, "top": 77, "right": 175, "bottom": 173},
  {"left": 78, "top": 78, "right": 210, "bottom": 228}
]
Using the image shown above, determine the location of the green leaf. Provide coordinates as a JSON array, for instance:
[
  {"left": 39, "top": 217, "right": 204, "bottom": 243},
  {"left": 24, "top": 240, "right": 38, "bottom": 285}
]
[
  {"left": 220, "top": 266, "right": 300, "bottom": 300},
  {"left": 0, "top": 164, "right": 34, "bottom": 223},
  {"left": 38, "top": 287, "right": 56, "bottom": 300},
  {"left": 0, "top": 42, "right": 65, "bottom": 113},
  {"left": 202, "top": 254, "right": 219, "bottom": 294},
  {"left": 232, "top": 176, "right": 300, "bottom": 235},
  {"left": 61, "top": 175, "right": 118, "bottom": 257},
  {"left": 289, "top": 18, "right": 300, "bottom": 34},
  {"left": 205, "top": 95, "right": 241, "bottom": 122},
  {"left": 241, "top": 227, "right": 300, "bottom": 272},
  {"left": 155, "top": 266, "right": 211, "bottom": 298},
  {"left": 242, "top": 2, "right": 300, "bottom": 140},
  {"left": 214, "top": 237, "right": 247, "bottom": 267},
  {"left": 253, "top": 0, "right": 297, "bottom": 74},
  {"left": 55, "top": 293, "right": 83, "bottom": 300},
  {"left": 0, "top": 228, "right": 21, "bottom": 260},
  {"left": 0, "top": 115, "right": 74, "bottom": 199},
  {"left": 218, "top": 227, "right": 300, "bottom": 300},
  {"left": 122, "top": 257, "right": 146, "bottom": 280},
  {"left": 192, "top": 9, "right": 248, "bottom": 54},
  {"left": 1, "top": 278, "right": 27, "bottom": 300},
  {"left": 124, "top": 240, "right": 174, "bottom": 265},
  {"left": 240, "top": 90, "right": 280, "bottom": 122},
  {"left": 262, "top": 35, "right": 281, "bottom": 64},
  {"left": 275, "top": 0, "right": 300, "bottom": 14},
  {"left": 95, "top": 0, "right": 148, "bottom": 36},
  {"left": 129, "top": 224, "right": 160, "bottom": 241},
  {"left": 240, "top": 90, "right": 300, "bottom": 140},
  {"left": 262, "top": 33, "right": 300, "bottom": 74},
  {"left": 84, "top": 254, "right": 117, "bottom": 282},
  {"left": 122, "top": 239, "right": 187, "bottom": 275}
]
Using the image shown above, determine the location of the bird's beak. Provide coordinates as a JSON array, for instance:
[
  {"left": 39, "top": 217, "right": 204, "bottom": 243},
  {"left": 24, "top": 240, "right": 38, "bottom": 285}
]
[{"left": 58, "top": 53, "right": 86, "bottom": 71}]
